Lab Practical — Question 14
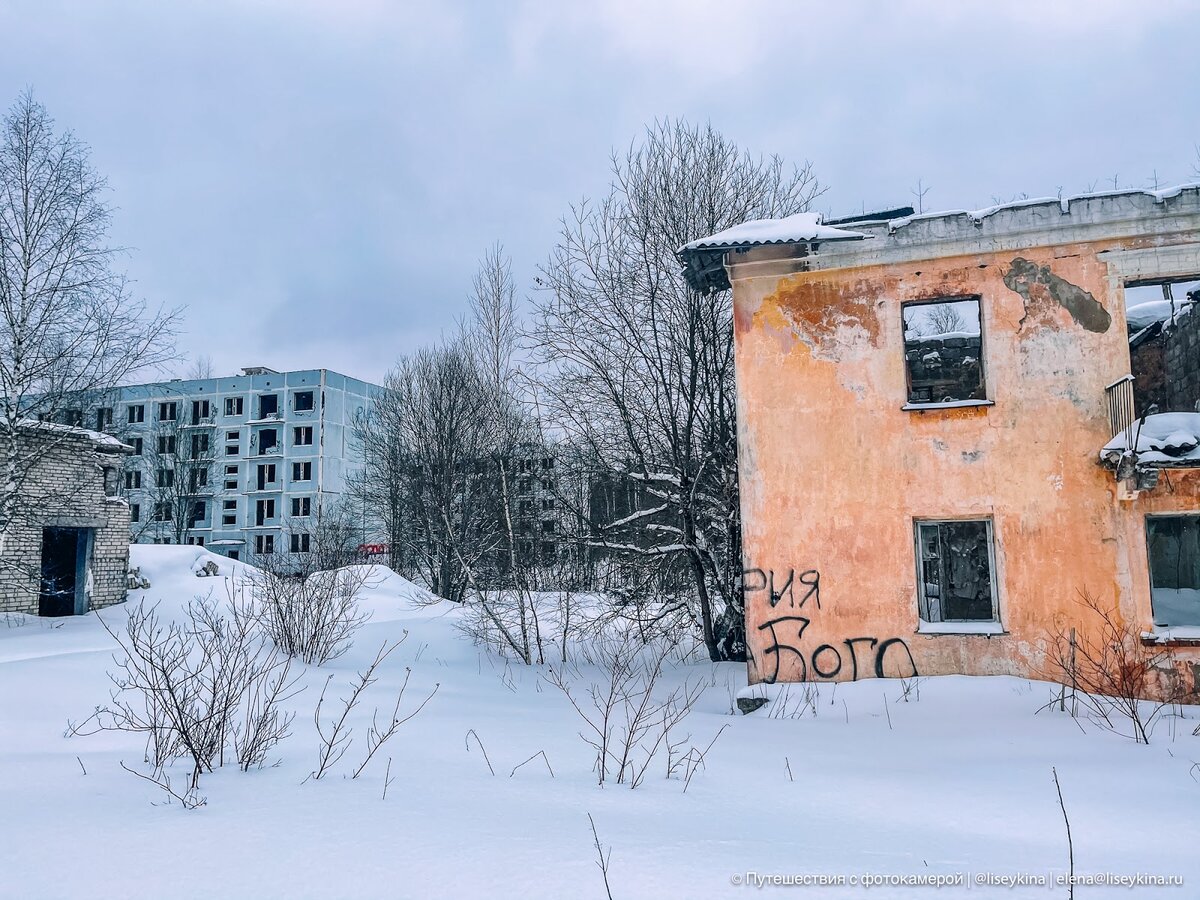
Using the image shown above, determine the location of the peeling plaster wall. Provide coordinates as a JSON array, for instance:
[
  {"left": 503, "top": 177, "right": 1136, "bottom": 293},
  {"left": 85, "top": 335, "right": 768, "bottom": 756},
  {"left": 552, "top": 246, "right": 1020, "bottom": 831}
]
[{"left": 731, "top": 236, "right": 1200, "bottom": 693}]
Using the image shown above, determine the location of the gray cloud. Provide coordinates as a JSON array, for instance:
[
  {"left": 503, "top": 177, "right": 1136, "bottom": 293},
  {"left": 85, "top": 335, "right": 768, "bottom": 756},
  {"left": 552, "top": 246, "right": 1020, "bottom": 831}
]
[{"left": 2, "top": 0, "right": 1197, "bottom": 383}]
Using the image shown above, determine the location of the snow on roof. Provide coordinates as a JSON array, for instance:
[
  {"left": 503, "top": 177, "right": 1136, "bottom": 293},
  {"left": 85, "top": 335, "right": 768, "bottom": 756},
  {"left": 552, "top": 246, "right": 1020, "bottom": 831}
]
[
  {"left": 904, "top": 330, "right": 981, "bottom": 343},
  {"left": 678, "top": 212, "right": 868, "bottom": 253},
  {"left": 18, "top": 420, "right": 132, "bottom": 452},
  {"left": 885, "top": 183, "right": 1200, "bottom": 234},
  {"left": 1100, "top": 413, "right": 1200, "bottom": 467},
  {"left": 1126, "top": 299, "right": 1194, "bottom": 332}
]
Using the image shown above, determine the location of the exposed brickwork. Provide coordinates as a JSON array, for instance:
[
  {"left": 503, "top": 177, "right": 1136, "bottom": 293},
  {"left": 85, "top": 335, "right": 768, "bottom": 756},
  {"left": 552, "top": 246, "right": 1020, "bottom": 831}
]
[
  {"left": 903, "top": 334, "right": 984, "bottom": 403},
  {"left": 0, "top": 429, "right": 131, "bottom": 615},
  {"left": 1164, "top": 311, "right": 1200, "bottom": 413}
]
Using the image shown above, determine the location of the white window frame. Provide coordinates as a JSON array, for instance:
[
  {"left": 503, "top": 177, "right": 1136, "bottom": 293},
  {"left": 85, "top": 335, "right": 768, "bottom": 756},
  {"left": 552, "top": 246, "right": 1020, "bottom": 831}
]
[{"left": 913, "top": 517, "right": 1003, "bottom": 634}]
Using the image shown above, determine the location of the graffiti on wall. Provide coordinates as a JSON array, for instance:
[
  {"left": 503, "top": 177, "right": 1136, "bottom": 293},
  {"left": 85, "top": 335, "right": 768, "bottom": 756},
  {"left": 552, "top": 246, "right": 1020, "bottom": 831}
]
[
  {"left": 742, "top": 567, "right": 820, "bottom": 609},
  {"left": 744, "top": 566, "right": 917, "bottom": 684}
]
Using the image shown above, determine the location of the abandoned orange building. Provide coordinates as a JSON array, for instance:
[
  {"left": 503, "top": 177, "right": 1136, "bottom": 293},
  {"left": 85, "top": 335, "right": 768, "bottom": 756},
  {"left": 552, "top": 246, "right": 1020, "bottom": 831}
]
[{"left": 680, "top": 187, "right": 1200, "bottom": 697}]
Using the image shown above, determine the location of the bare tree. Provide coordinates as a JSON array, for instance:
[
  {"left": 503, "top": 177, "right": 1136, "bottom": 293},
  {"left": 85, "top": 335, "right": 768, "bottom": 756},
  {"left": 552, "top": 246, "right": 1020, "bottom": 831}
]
[
  {"left": 925, "top": 303, "right": 966, "bottom": 335},
  {"left": 127, "top": 401, "right": 217, "bottom": 544},
  {"left": 352, "top": 340, "right": 501, "bottom": 602},
  {"left": 0, "top": 91, "right": 178, "bottom": 551},
  {"left": 186, "top": 355, "right": 215, "bottom": 380},
  {"left": 532, "top": 119, "right": 822, "bottom": 661}
]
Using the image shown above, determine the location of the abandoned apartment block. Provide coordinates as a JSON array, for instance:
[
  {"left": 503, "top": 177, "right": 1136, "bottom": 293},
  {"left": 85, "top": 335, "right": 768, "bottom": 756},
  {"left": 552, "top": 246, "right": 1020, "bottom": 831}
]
[
  {"left": 87, "top": 367, "right": 378, "bottom": 562},
  {"left": 680, "top": 185, "right": 1200, "bottom": 698},
  {"left": 0, "top": 424, "right": 132, "bottom": 616}
]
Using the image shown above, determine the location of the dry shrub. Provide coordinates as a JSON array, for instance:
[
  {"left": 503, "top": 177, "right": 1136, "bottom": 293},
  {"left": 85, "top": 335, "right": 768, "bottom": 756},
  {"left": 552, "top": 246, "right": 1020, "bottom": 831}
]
[{"left": 1044, "top": 590, "right": 1195, "bottom": 744}]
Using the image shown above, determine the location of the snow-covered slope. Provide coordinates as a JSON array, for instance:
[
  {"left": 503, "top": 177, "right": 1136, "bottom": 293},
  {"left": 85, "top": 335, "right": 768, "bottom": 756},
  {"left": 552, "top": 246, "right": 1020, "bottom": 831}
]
[{"left": 1, "top": 546, "right": 1197, "bottom": 899}]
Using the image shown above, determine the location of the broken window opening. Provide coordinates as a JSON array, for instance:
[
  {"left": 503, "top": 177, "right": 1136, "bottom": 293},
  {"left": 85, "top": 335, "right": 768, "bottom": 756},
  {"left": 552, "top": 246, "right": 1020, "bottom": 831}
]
[
  {"left": 258, "top": 394, "right": 278, "bottom": 418},
  {"left": 255, "top": 498, "right": 276, "bottom": 526},
  {"left": 902, "top": 297, "right": 984, "bottom": 406},
  {"left": 1146, "top": 514, "right": 1200, "bottom": 627},
  {"left": 1125, "top": 276, "right": 1200, "bottom": 420},
  {"left": 915, "top": 519, "right": 998, "bottom": 623},
  {"left": 293, "top": 390, "right": 314, "bottom": 412}
]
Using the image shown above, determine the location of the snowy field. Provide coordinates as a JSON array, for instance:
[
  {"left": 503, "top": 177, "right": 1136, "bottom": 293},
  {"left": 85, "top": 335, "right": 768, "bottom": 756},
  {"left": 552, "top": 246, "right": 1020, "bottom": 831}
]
[{"left": 1, "top": 547, "right": 1198, "bottom": 899}]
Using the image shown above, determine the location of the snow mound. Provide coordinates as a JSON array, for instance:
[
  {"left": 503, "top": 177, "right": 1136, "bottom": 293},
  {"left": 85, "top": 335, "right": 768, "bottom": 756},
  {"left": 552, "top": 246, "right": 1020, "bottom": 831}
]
[{"left": 130, "top": 544, "right": 259, "bottom": 583}]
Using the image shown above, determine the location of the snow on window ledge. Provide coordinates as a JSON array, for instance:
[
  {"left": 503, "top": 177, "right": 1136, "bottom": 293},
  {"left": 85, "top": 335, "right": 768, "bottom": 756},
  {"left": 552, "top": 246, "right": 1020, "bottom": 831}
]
[
  {"left": 902, "top": 399, "right": 995, "bottom": 412},
  {"left": 1141, "top": 625, "right": 1200, "bottom": 644},
  {"left": 917, "top": 620, "right": 1006, "bottom": 636}
]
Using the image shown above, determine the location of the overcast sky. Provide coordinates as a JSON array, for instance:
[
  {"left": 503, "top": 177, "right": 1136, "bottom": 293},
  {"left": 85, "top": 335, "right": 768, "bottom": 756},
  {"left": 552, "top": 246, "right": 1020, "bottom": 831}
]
[{"left": 2, "top": 0, "right": 1197, "bottom": 385}]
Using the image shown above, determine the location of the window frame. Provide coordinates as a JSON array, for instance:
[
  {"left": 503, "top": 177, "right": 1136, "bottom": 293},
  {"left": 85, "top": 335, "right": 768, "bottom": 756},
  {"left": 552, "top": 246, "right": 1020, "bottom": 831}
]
[
  {"left": 913, "top": 516, "right": 1003, "bottom": 632},
  {"left": 1144, "top": 513, "right": 1200, "bottom": 629},
  {"left": 901, "top": 295, "right": 989, "bottom": 409},
  {"left": 293, "top": 390, "right": 315, "bottom": 412}
]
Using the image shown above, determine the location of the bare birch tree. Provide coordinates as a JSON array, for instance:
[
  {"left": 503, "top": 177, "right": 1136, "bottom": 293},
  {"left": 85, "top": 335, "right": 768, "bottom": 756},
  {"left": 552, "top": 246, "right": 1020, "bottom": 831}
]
[
  {"left": 532, "top": 119, "right": 822, "bottom": 661},
  {"left": 0, "top": 91, "right": 178, "bottom": 550}
]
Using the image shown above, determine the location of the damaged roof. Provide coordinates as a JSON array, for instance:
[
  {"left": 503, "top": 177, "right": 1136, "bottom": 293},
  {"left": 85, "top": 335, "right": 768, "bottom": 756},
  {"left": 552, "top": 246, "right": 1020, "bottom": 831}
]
[
  {"left": 677, "top": 212, "right": 869, "bottom": 295},
  {"left": 679, "top": 183, "right": 1200, "bottom": 295}
]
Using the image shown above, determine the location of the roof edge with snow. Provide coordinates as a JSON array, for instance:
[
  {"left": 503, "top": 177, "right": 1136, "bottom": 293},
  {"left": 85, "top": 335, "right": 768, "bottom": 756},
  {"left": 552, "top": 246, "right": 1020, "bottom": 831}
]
[{"left": 678, "top": 183, "right": 1200, "bottom": 294}]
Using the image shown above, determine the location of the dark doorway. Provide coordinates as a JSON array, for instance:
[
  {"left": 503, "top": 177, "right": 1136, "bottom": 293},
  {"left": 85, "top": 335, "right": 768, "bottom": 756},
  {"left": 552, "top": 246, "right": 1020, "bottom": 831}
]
[{"left": 39, "top": 527, "right": 90, "bottom": 617}]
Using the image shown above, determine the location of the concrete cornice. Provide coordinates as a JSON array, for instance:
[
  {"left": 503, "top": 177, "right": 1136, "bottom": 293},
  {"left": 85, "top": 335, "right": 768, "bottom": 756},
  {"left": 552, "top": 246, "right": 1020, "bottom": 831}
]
[{"left": 728, "top": 185, "right": 1200, "bottom": 283}]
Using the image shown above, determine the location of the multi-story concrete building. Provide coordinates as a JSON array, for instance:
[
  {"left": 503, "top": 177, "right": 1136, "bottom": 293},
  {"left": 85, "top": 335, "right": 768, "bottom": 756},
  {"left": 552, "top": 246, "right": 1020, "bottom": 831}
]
[{"left": 90, "top": 367, "right": 378, "bottom": 561}]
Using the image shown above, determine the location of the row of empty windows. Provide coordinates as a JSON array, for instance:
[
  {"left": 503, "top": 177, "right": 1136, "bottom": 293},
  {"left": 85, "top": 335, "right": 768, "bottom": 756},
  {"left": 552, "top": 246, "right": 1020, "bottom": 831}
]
[
  {"left": 115, "top": 391, "right": 317, "bottom": 428},
  {"left": 914, "top": 516, "right": 1200, "bottom": 628},
  {"left": 149, "top": 533, "right": 312, "bottom": 555},
  {"left": 63, "top": 388, "right": 321, "bottom": 434},
  {"left": 123, "top": 461, "right": 313, "bottom": 492},
  {"left": 132, "top": 496, "right": 313, "bottom": 526}
]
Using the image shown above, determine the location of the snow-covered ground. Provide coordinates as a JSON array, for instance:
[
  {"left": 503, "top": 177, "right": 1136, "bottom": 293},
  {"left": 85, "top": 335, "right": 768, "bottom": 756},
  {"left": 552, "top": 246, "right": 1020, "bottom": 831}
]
[{"left": 1, "top": 546, "right": 1198, "bottom": 899}]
